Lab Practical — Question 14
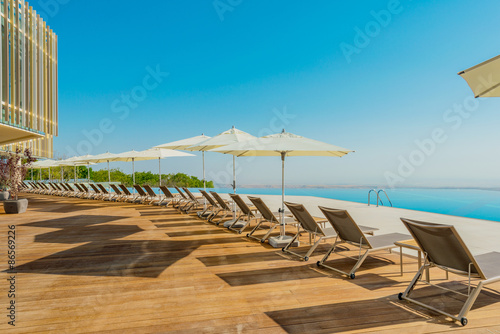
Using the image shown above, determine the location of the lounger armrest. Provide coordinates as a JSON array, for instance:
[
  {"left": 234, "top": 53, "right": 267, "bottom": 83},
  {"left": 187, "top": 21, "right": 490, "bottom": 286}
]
[{"left": 358, "top": 225, "right": 379, "bottom": 236}]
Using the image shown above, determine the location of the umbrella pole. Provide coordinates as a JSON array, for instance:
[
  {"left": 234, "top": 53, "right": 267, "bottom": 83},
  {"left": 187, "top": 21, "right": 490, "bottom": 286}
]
[
  {"left": 74, "top": 166, "right": 76, "bottom": 183},
  {"left": 87, "top": 163, "right": 90, "bottom": 183},
  {"left": 202, "top": 151, "right": 206, "bottom": 190},
  {"left": 31, "top": 168, "right": 33, "bottom": 181},
  {"left": 202, "top": 151, "right": 206, "bottom": 210},
  {"left": 233, "top": 155, "right": 236, "bottom": 193},
  {"left": 232, "top": 155, "right": 236, "bottom": 217},
  {"left": 133, "top": 158, "right": 135, "bottom": 192},
  {"left": 158, "top": 158, "right": 161, "bottom": 186},
  {"left": 39, "top": 168, "right": 41, "bottom": 181},
  {"left": 281, "top": 152, "right": 285, "bottom": 235},
  {"left": 49, "top": 167, "right": 51, "bottom": 182}
]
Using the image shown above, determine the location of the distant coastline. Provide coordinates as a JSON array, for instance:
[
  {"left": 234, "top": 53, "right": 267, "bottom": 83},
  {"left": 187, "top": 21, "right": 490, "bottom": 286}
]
[{"left": 236, "top": 185, "right": 500, "bottom": 191}]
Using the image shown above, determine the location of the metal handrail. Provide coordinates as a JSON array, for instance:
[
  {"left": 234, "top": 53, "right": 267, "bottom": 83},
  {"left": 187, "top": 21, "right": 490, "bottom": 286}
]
[
  {"left": 368, "top": 189, "right": 393, "bottom": 207},
  {"left": 368, "top": 189, "right": 380, "bottom": 206},
  {"left": 377, "top": 189, "right": 393, "bottom": 207}
]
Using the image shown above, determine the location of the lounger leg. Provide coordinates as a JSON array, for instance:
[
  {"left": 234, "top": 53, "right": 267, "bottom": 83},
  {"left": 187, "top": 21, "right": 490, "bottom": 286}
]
[
  {"left": 348, "top": 249, "right": 370, "bottom": 278},
  {"left": 236, "top": 216, "right": 253, "bottom": 234},
  {"left": 282, "top": 231, "right": 301, "bottom": 252},
  {"left": 458, "top": 282, "right": 484, "bottom": 320},
  {"left": 400, "top": 264, "right": 426, "bottom": 299},
  {"left": 318, "top": 240, "right": 339, "bottom": 266},
  {"left": 208, "top": 208, "right": 221, "bottom": 223},
  {"left": 303, "top": 236, "right": 325, "bottom": 260},
  {"left": 247, "top": 219, "right": 267, "bottom": 241},
  {"left": 260, "top": 223, "right": 277, "bottom": 242},
  {"left": 215, "top": 212, "right": 228, "bottom": 225}
]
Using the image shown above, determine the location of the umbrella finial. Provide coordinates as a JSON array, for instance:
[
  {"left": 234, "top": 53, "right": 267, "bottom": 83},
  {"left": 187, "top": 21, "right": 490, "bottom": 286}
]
[{"left": 281, "top": 129, "right": 286, "bottom": 134}]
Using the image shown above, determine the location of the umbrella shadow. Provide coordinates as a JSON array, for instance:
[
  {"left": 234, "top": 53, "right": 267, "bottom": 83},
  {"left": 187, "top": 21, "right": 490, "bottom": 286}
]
[
  {"left": 24, "top": 215, "right": 127, "bottom": 228},
  {"left": 265, "top": 296, "right": 429, "bottom": 333},
  {"left": 14, "top": 237, "right": 248, "bottom": 278},
  {"left": 217, "top": 264, "right": 325, "bottom": 286},
  {"left": 197, "top": 252, "right": 282, "bottom": 267}
]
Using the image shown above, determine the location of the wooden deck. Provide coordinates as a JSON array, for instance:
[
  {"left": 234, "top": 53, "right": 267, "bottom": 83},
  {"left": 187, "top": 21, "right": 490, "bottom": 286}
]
[{"left": 1, "top": 193, "right": 500, "bottom": 333}]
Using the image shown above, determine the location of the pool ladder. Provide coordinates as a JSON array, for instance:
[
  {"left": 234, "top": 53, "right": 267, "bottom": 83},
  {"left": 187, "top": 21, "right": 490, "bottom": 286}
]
[{"left": 368, "top": 189, "right": 393, "bottom": 207}]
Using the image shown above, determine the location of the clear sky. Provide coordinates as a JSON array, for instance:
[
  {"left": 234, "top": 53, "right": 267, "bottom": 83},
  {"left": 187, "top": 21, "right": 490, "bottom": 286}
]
[{"left": 38, "top": 0, "right": 500, "bottom": 187}]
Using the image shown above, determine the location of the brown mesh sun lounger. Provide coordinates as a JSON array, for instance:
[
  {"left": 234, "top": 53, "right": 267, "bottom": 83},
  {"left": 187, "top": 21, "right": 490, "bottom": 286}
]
[
  {"left": 181, "top": 187, "right": 204, "bottom": 213},
  {"left": 227, "top": 194, "right": 257, "bottom": 234},
  {"left": 110, "top": 184, "right": 125, "bottom": 201},
  {"left": 133, "top": 185, "right": 151, "bottom": 204},
  {"left": 246, "top": 196, "right": 296, "bottom": 243},
  {"left": 119, "top": 184, "right": 140, "bottom": 203},
  {"left": 398, "top": 218, "right": 500, "bottom": 326},
  {"left": 158, "top": 186, "right": 178, "bottom": 207},
  {"left": 209, "top": 191, "right": 234, "bottom": 226},
  {"left": 282, "top": 202, "right": 336, "bottom": 261},
  {"left": 284, "top": 202, "right": 379, "bottom": 262},
  {"left": 198, "top": 190, "right": 221, "bottom": 221},
  {"left": 143, "top": 185, "right": 162, "bottom": 205},
  {"left": 317, "top": 207, "right": 409, "bottom": 279}
]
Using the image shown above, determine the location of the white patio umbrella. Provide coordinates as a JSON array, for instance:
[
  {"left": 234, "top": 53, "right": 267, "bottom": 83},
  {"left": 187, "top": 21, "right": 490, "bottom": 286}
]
[
  {"left": 110, "top": 149, "right": 194, "bottom": 189},
  {"left": 140, "top": 148, "right": 195, "bottom": 186},
  {"left": 212, "top": 129, "right": 353, "bottom": 247},
  {"left": 188, "top": 126, "right": 256, "bottom": 193},
  {"left": 154, "top": 134, "right": 211, "bottom": 189},
  {"left": 57, "top": 155, "right": 95, "bottom": 183},
  {"left": 31, "top": 159, "right": 59, "bottom": 182},
  {"left": 75, "top": 152, "right": 118, "bottom": 184},
  {"left": 459, "top": 54, "right": 500, "bottom": 97}
]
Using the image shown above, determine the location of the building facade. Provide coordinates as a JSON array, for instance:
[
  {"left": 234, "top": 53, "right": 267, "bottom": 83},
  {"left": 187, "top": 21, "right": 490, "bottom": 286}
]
[{"left": 1, "top": 0, "right": 57, "bottom": 158}]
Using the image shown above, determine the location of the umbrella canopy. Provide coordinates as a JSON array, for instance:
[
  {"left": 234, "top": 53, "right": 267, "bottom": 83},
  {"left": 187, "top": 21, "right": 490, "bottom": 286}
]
[
  {"left": 138, "top": 148, "right": 195, "bottom": 186},
  {"left": 32, "top": 159, "right": 59, "bottom": 182},
  {"left": 211, "top": 129, "right": 353, "bottom": 246},
  {"left": 110, "top": 149, "right": 194, "bottom": 186},
  {"left": 57, "top": 155, "right": 96, "bottom": 182},
  {"left": 154, "top": 134, "right": 211, "bottom": 189},
  {"left": 459, "top": 55, "right": 500, "bottom": 98},
  {"left": 31, "top": 159, "right": 59, "bottom": 168},
  {"left": 74, "top": 152, "right": 118, "bottom": 184},
  {"left": 155, "top": 135, "right": 211, "bottom": 150},
  {"left": 189, "top": 126, "right": 256, "bottom": 192}
]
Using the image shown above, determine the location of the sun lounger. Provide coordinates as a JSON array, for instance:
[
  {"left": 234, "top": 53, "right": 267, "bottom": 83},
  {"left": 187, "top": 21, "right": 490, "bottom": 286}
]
[
  {"left": 119, "top": 184, "right": 140, "bottom": 203},
  {"left": 173, "top": 186, "right": 192, "bottom": 210},
  {"left": 180, "top": 187, "right": 204, "bottom": 213},
  {"left": 227, "top": 194, "right": 257, "bottom": 234},
  {"left": 284, "top": 203, "right": 380, "bottom": 262},
  {"left": 110, "top": 184, "right": 126, "bottom": 201},
  {"left": 74, "top": 183, "right": 87, "bottom": 198},
  {"left": 317, "top": 207, "right": 409, "bottom": 279},
  {"left": 209, "top": 191, "right": 234, "bottom": 226},
  {"left": 133, "top": 185, "right": 151, "bottom": 204},
  {"left": 398, "top": 218, "right": 500, "bottom": 326},
  {"left": 64, "top": 183, "right": 79, "bottom": 197},
  {"left": 89, "top": 183, "right": 104, "bottom": 200},
  {"left": 282, "top": 202, "right": 337, "bottom": 261},
  {"left": 143, "top": 185, "right": 162, "bottom": 205},
  {"left": 158, "top": 186, "right": 178, "bottom": 207},
  {"left": 97, "top": 184, "right": 115, "bottom": 201},
  {"left": 198, "top": 190, "right": 221, "bottom": 221},
  {"left": 246, "top": 196, "right": 296, "bottom": 243}
]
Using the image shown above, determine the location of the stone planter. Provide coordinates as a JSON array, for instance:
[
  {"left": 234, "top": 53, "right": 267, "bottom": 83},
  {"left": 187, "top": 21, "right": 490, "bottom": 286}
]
[
  {"left": 0, "top": 191, "right": 9, "bottom": 201},
  {"left": 3, "top": 199, "right": 28, "bottom": 214}
]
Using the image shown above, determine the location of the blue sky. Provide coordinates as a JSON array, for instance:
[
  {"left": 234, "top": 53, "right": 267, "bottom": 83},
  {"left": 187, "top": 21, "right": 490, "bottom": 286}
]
[{"left": 38, "top": 0, "right": 500, "bottom": 187}]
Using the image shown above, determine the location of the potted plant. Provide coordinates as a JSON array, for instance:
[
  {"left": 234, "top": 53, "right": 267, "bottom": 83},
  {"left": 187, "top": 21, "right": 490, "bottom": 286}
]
[
  {"left": 0, "top": 181, "right": 8, "bottom": 201},
  {"left": 0, "top": 148, "right": 35, "bottom": 214}
]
